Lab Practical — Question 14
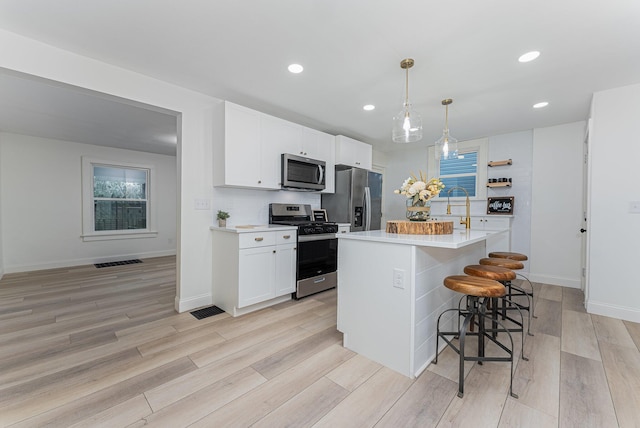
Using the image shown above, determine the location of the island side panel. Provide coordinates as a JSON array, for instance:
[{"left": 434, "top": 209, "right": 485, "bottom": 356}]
[
  {"left": 337, "top": 239, "right": 414, "bottom": 377},
  {"left": 412, "top": 240, "right": 486, "bottom": 377}
]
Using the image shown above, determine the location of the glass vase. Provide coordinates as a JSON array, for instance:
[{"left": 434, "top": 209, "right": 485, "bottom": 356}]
[{"left": 406, "top": 199, "right": 431, "bottom": 221}]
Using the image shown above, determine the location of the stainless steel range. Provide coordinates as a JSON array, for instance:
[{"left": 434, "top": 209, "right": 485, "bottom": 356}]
[{"left": 269, "top": 203, "right": 338, "bottom": 299}]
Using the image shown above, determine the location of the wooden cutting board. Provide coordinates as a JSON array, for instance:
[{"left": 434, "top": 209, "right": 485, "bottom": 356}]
[{"left": 386, "top": 220, "right": 454, "bottom": 235}]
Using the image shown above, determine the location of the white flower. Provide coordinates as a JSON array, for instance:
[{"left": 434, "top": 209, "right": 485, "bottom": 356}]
[{"left": 395, "top": 173, "right": 445, "bottom": 203}]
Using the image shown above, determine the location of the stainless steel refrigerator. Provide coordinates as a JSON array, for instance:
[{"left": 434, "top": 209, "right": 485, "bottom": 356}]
[{"left": 321, "top": 166, "right": 382, "bottom": 231}]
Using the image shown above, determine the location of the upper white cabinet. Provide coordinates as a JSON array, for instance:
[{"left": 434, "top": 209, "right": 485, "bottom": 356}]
[
  {"left": 335, "top": 135, "right": 372, "bottom": 170},
  {"left": 214, "top": 101, "right": 336, "bottom": 192},
  {"left": 213, "top": 102, "right": 280, "bottom": 190},
  {"left": 303, "top": 128, "right": 335, "bottom": 193}
]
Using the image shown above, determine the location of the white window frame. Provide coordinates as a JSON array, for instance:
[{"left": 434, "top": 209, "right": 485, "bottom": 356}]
[
  {"left": 81, "top": 156, "right": 158, "bottom": 241},
  {"left": 427, "top": 137, "right": 488, "bottom": 201}
]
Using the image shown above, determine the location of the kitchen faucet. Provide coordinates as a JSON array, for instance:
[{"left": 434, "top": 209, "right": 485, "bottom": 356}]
[{"left": 446, "top": 186, "right": 471, "bottom": 229}]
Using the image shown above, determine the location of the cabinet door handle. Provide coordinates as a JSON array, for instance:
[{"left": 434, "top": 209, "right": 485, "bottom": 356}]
[
  {"left": 255, "top": 237, "right": 264, "bottom": 242},
  {"left": 273, "top": 250, "right": 276, "bottom": 253},
  {"left": 283, "top": 235, "right": 291, "bottom": 239}
]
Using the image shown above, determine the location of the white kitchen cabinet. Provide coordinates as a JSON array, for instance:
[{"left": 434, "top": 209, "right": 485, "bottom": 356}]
[
  {"left": 238, "top": 245, "right": 276, "bottom": 307},
  {"left": 430, "top": 215, "right": 512, "bottom": 254},
  {"left": 335, "top": 135, "right": 372, "bottom": 170},
  {"left": 262, "top": 114, "right": 303, "bottom": 159},
  {"left": 214, "top": 101, "right": 336, "bottom": 192},
  {"left": 303, "top": 128, "right": 335, "bottom": 193},
  {"left": 212, "top": 227, "right": 297, "bottom": 316},
  {"left": 213, "top": 101, "right": 280, "bottom": 190},
  {"left": 337, "top": 224, "right": 351, "bottom": 234},
  {"left": 275, "top": 243, "right": 296, "bottom": 295}
]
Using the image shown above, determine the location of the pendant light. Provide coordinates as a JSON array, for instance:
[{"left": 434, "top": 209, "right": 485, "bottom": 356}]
[
  {"left": 392, "top": 58, "right": 423, "bottom": 143},
  {"left": 434, "top": 98, "right": 458, "bottom": 160}
]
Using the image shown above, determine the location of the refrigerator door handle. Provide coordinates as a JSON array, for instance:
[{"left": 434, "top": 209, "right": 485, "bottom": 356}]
[{"left": 364, "top": 186, "right": 372, "bottom": 231}]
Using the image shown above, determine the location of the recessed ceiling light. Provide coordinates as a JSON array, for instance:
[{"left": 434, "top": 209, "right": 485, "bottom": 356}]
[
  {"left": 533, "top": 101, "right": 549, "bottom": 109},
  {"left": 288, "top": 64, "right": 304, "bottom": 74},
  {"left": 518, "top": 51, "right": 541, "bottom": 63},
  {"left": 363, "top": 104, "right": 375, "bottom": 111}
]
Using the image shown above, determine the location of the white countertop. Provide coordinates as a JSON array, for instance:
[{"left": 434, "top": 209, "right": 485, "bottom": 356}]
[
  {"left": 337, "top": 228, "right": 506, "bottom": 249},
  {"left": 210, "top": 224, "right": 297, "bottom": 233}
]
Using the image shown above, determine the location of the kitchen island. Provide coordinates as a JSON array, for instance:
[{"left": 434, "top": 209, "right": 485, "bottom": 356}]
[{"left": 336, "top": 228, "right": 509, "bottom": 378}]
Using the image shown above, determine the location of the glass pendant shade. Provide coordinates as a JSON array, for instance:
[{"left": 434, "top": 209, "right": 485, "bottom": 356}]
[
  {"left": 392, "top": 101, "right": 423, "bottom": 143},
  {"left": 434, "top": 130, "right": 458, "bottom": 160},
  {"left": 392, "top": 58, "right": 423, "bottom": 143},
  {"left": 434, "top": 98, "right": 458, "bottom": 160}
]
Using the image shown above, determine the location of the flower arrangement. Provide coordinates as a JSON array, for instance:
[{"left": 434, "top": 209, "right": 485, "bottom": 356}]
[{"left": 394, "top": 172, "right": 445, "bottom": 205}]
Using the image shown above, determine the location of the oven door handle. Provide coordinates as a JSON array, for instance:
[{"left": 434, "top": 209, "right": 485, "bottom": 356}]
[{"left": 297, "top": 233, "right": 337, "bottom": 242}]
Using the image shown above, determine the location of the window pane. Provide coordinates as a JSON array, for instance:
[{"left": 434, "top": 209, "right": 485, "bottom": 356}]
[
  {"left": 438, "top": 151, "right": 478, "bottom": 198},
  {"left": 438, "top": 176, "right": 476, "bottom": 197},
  {"left": 94, "top": 201, "right": 147, "bottom": 231},
  {"left": 440, "top": 152, "right": 478, "bottom": 175},
  {"left": 94, "top": 166, "right": 147, "bottom": 199}
]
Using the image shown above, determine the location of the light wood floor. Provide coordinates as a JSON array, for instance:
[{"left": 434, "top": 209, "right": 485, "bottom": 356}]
[{"left": 1, "top": 256, "right": 639, "bottom": 427}]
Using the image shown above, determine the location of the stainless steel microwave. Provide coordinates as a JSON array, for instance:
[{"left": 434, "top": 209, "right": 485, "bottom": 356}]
[{"left": 281, "top": 153, "right": 326, "bottom": 191}]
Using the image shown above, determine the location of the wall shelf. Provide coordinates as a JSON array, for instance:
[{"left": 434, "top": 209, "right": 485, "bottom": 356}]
[
  {"left": 488, "top": 159, "right": 512, "bottom": 167},
  {"left": 487, "top": 182, "right": 512, "bottom": 188}
]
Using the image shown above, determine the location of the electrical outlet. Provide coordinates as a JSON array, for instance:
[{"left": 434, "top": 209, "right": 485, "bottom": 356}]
[{"left": 393, "top": 268, "right": 405, "bottom": 289}]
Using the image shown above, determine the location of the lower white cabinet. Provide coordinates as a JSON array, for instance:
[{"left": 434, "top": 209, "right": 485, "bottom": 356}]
[
  {"left": 430, "top": 215, "right": 512, "bottom": 254},
  {"left": 337, "top": 224, "right": 351, "bottom": 234},
  {"left": 212, "top": 227, "right": 297, "bottom": 316}
]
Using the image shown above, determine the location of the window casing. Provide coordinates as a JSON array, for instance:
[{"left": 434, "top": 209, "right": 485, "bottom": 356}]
[
  {"left": 428, "top": 138, "right": 488, "bottom": 201},
  {"left": 82, "top": 157, "right": 157, "bottom": 241}
]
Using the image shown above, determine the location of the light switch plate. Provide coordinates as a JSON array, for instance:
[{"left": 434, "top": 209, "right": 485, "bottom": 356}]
[
  {"left": 194, "top": 198, "right": 211, "bottom": 210},
  {"left": 630, "top": 201, "right": 640, "bottom": 214}
]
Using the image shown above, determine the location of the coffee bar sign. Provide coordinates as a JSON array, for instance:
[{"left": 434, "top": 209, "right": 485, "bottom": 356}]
[{"left": 487, "top": 196, "right": 514, "bottom": 215}]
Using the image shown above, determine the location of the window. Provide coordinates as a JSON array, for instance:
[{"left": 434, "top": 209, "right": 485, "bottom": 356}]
[
  {"left": 428, "top": 138, "right": 488, "bottom": 200},
  {"left": 82, "top": 157, "right": 157, "bottom": 241},
  {"left": 93, "top": 166, "right": 148, "bottom": 231},
  {"left": 438, "top": 151, "right": 478, "bottom": 198}
]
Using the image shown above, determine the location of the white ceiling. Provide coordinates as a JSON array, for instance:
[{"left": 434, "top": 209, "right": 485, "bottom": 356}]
[
  {"left": 0, "top": 71, "right": 179, "bottom": 155},
  {"left": 1, "top": 0, "right": 639, "bottom": 154}
]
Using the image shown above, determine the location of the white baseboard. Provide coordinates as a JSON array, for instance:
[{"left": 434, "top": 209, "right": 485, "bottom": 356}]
[
  {"left": 587, "top": 300, "right": 640, "bottom": 323},
  {"left": 528, "top": 272, "right": 581, "bottom": 289},
  {"left": 3, "top": 250, "right": 177, "bottom": 274},
  {"left": 175, "top": 293, "right": 213, "bottom": 313}
]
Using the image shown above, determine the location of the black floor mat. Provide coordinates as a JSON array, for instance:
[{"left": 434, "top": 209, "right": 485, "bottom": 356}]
[
  {"left": 190, "top": 305, "right": 225, "bottom": 320},
  {"left": 94, "top": 259, "right": 142, "bottom": 268}
]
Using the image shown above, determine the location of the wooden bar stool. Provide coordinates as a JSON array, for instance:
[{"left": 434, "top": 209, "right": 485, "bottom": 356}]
[
  {"left": 479, "top": 257, "right": 535, "bottom": 321},
  {"left": 464, "top": 264, "right": 532, "bottom": 342},
  {"left": 488, "top": 252, "right": 536, "bottom": 318},
  {"left": 434, "top": 275, "right": 518, "bottom": 399}
]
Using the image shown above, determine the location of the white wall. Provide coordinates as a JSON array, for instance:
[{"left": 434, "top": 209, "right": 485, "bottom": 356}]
[
  {"left": 488, "top": 130, "right": 533, "bottom": 274},
  {"left": 0, "top": 28, "right": 217, "bottom": 312},
  {"left": 0, "top": 132, "right": 176, "bottom": 272},
  {"left": 383, "top": 147, "right": 429, "bottom": 222},
  {"left": 530, "top": 122, "right": 585, "bottom": 289},
  {"left": 587, "top": 83, "right": 640, "bottom": 322},
  {"left": 212, "top": 187, "right": 320, "bottom": 227}
]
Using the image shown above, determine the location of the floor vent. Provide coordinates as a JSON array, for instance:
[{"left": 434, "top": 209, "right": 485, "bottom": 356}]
[
  {"left": 94, "top": 259, "right": 143, "bottom": 268},
  {"left": 190, "top": 305, "right": 225, "bottom": 320}
]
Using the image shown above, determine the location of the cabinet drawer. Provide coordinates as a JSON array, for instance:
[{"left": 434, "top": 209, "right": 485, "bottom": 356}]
[
  {"left": 239, "top": 232, "right": 276, "bottom": 249},
  {"left": 276, "top": 231, "right": 296, "bottom": 245}
]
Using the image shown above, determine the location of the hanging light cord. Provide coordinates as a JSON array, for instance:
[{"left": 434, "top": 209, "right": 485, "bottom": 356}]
[
  {"left": 405, "top": 66, "right": 409, "bottom": 108},
  {"left": 444, "top": 103, "right": 449, "bottom": 131}
]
